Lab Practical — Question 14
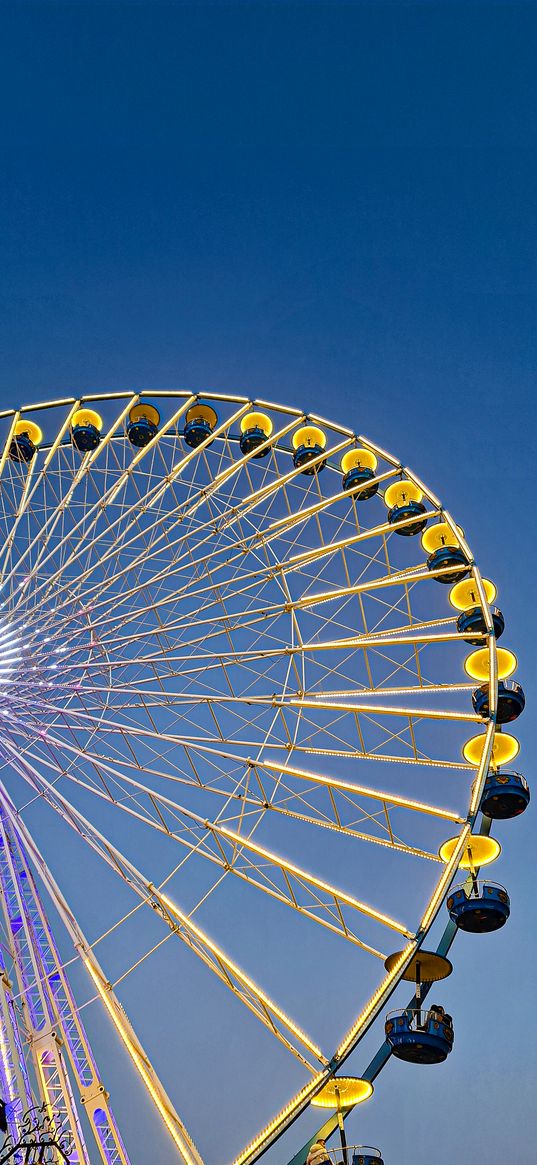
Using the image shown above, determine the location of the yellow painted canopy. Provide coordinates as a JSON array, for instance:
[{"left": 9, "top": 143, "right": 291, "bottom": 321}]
[
  {"left": 240, "top": 411, "right": 273, "bottom": 436},
  {"left": 72, "top": 408, "right": 103, "bottom": 431},
  {"left": 340, "top": 447, "right": 377, "bottom": 473},
  {"left": 464, "top": 647, "right": 517, "bottom": 681},
  {"left": 384, "top": 949, "right": 452, "bottom": 982},
  {"left": 384, "top": 479, "right": 423, "bottom": 508},
  {"left": 449, "top": 577, "right": 497, "bottom": 611},
  {"left": 292, "top": 425, "right": 327, "bottom": 451},
  {"left": 463, "top": 732, "right": 519, "bottom": 767},
  {"left": 421, "top": 522, "right": 463, "bottom": 554},
  {"left": 14, "top": 420, "right": 43, "bottom": 445},
  {"left": 128, "top": 403, "right": 160, "bottom": 426},
  {"left": 185, "top": 403, "right": 218, "bottom": 428},
  {"left": 439, "top": 834, "right": 501, "bottom": 868},
  {"left": 311, "top": 1077, "right": 373, "bottom": 1109}
]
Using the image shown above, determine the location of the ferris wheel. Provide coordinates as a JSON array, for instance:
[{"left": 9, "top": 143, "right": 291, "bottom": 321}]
[{"left": 0, "top": 390, "right": 526, "bottom": 1165}]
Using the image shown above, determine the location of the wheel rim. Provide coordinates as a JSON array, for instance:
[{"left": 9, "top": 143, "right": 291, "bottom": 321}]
[{"left": 0, "top": 392, "right": 503, "bottom": 1165}]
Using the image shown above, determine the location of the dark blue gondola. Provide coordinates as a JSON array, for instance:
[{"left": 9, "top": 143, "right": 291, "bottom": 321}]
[
  {"left": 388, "top": 499, "right": 427, "bottom": 535},
  {"left": 384, "top": 480, "right": 427, "bottom": 534},
  {"left": 127, "top": 404, "right": 160, "bottom": 448},
  {"left": 9, "top": 422, "right": 43, "bottom": 463},
  {"left": 472, "top": 680, "right": 525, "bottom": 724},
  {"left": 239, "top": 412, "right": 273, "bottom": 457},
  {"left": 341, "top": 449, "right": 379, "bottom": 497},
  {"left": 343, "top": 465, "right": 378, "bottom": 496},
  {"left": 183, "top": 404, "right": 218, "bottom": 449},
  {"left": 422, "top": 523, "right": 470, "bottom": 583},
  {"left": 447, "top": 881, "right": 510, "bottom": 933},
  {"left": 480, "top": 770, "right": 530, "bottom": 818},
  {"left": 72, "top": 425, "right": 100, "bottom": 451},
  {"left": 427, "top": 545, "right": 470, "bottom": 583},
  {"left": 351, "top": 1150, "right": 384, "bottom": 1165},
  {"left": 71, "top": 409, "right": 103, "bottom": 452},
  {"left": 240, "top": 426, "right": 269, "bottom": 456},
  {"left": 292, "top": 425, "right": 327, "bottom": 474},
  {"left": 457, "top": 605, "right": 505, "bottom": 645},
  {"left": 385, "top": 1008, "right": 454, "bottom": 1064},
  {"left": 242, "top": 429, "right": 267, "bottom": 455},
  {"left": 10, "top": 434, "right": 34, "bottom": 462}
]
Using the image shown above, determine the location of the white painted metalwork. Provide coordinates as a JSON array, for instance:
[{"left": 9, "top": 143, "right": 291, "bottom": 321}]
[{"left": 0, "top": 392, "right": 501, "bottom": 1165}]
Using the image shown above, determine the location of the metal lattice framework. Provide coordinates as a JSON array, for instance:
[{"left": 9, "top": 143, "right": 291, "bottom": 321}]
[{"left": 0, "top": 391, "right": 507, "bottom": 1165}]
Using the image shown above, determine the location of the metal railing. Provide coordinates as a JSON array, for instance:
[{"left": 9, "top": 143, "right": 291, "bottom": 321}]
[{"left": 325, "top": 1148, "right": 382, "bottom": 1163}]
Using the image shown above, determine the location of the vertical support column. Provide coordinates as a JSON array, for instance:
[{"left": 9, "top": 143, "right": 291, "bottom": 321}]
[
  {"left": 0, "top": 791, "right": 202, "bottom": 1165},
  {"left": 414, "top": 959, "right": 421, "bottom": 1026},
  {"left": 0, "top": 955, "right": 33, "bottom": 1140},
  {"left": 3, "top": 817, "right": 130, "bottom": 1165},
  {"left": 0, "top": 819, "right": 89, "bottom": 1163},
  {"left": 334, "top": 1087, "right": 348, "bottom": 1165}
]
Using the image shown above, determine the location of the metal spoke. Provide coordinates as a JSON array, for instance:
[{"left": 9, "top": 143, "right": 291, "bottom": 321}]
[
  {"left": 1, "top": 739, "right": 327, "bottom": 1071},
  {"left": 0, "top": 392, "right": 497, "bottom": 1165}
]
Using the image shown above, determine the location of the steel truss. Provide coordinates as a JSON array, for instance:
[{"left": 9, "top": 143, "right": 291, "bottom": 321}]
[
  {"left": 0, "top": 392, "right": 508, "bottom": 1165},
  {"left": 0, "top": 806, "right": 130, "bottom": 1164}
]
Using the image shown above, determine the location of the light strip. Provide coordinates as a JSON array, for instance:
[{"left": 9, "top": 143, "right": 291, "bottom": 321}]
[
  {"left": 213, "top": 828, "right": 411, "bottom": 936},
  {"left": 159, "top": 893, "right": 324, "bottom": 1059},
  {"left": 83, "top": 959, "right": 200, "bottom": 1165}
]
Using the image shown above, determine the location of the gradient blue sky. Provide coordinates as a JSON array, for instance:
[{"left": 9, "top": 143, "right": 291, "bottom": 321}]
[{"left": 0, "top": 2, "right": 536, "bottom": 1163}]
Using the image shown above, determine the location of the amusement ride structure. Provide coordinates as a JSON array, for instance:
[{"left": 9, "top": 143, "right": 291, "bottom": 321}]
[{"left": 0, "top": 391, "right": 526, "bottom": 1164}]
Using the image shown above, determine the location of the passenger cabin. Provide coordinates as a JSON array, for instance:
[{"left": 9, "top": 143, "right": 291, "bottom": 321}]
[
  {"left": 340, "top": 449, "right": 378, "bottom": 497},
  {"left": 292, "top": 425, "right": 327, "bottom": 474},
  {"left": 71, "top": 408, "right": 103, "bottom": 452},
  {"left": 384, "top": 480, "right": 427, "bottom": 535},
  {"left": 127, "top": 404, "right": 160, "bottom": 448},
  {"left": 422, "top": 523, "right": 470, "bottom": 583},
  {"left": 239, "top": 411, "right": 273, "bottom": 457},
  {"left": 183, "top": 403, "right": 218, "bottom": 449},
  {"left": 447, "top": 881, "right": 510, "bottom": 933},
  {"left": 9, "top": 420, "right": 43, "bottom": 463}
]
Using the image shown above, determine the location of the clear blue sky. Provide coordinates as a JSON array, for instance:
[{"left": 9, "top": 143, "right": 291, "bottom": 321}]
[{"left": 0, "top": 2, "right": 535, "bottom": 1164}]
